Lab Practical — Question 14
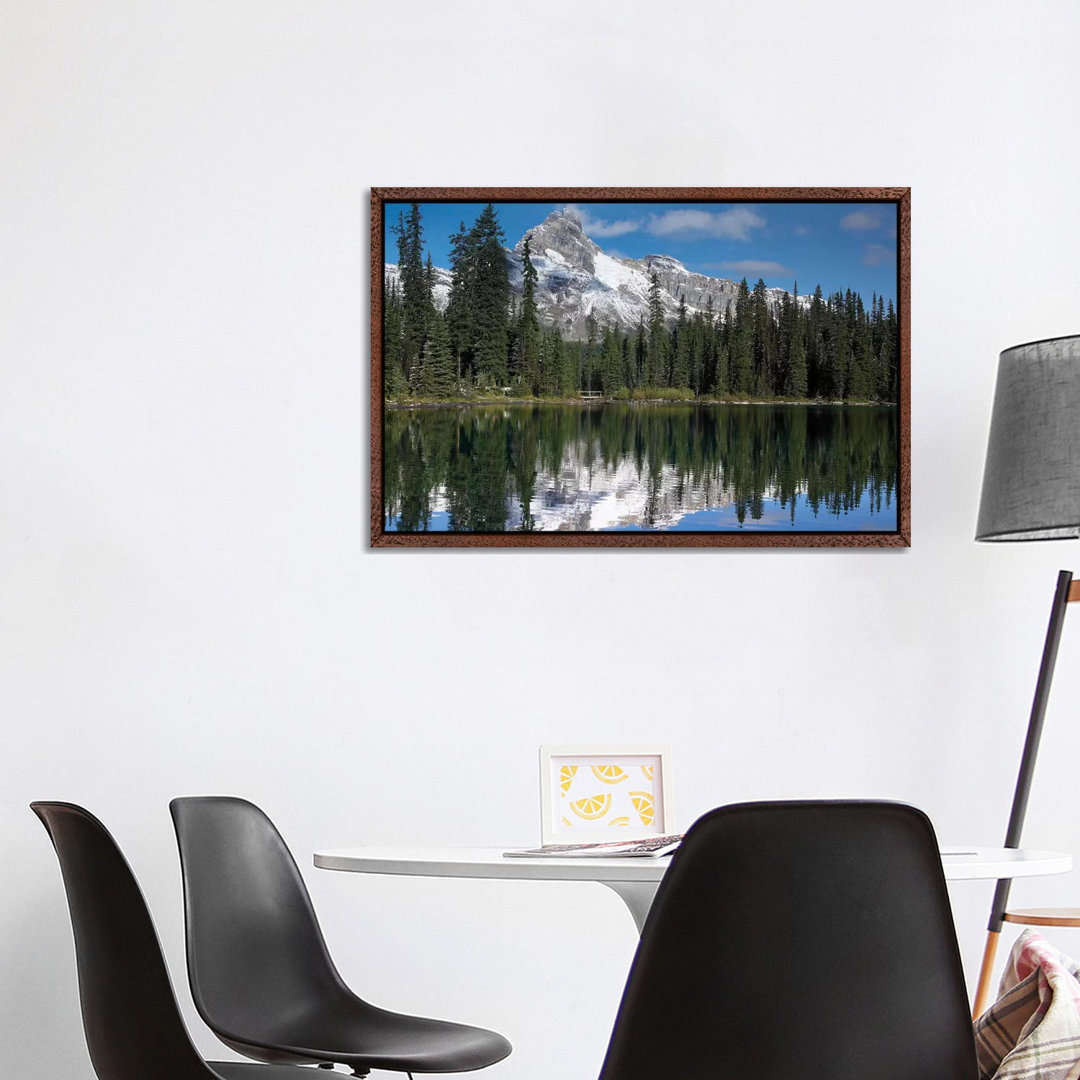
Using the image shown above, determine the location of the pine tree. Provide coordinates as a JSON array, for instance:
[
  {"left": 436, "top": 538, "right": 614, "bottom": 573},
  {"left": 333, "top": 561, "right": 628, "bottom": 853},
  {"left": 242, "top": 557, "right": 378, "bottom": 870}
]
[
  {"left": 634, "top": 319, "right": 647, "bottom": 390},
  {"left": 446, "top": 221, "right": 476, "bottom": 384},
  {"left": 883, "top": 299, "right": 899, "bottom": 401},
  {"left": 824, "top": 290, "right": 851, "bottom": 400},
  {"left": 600, "top": 324, "right": 623, "bottom": 395},
  {"left": 671, "top": 293, "right": 691, "bottom": 390},
  {"left": 519, "top": 234, "right": 541, "bottom": 394},
  {"left": 419, "top": 313, "right": 456, "bottom": 397},
  {"left": 847, "top": 295, "right": 874, "bottom": 401},
  {"left": 731, "top": 279, "right": 754, "bottom": 394},
  {"left": 646, "top": 272, "right": 666, "bottom": 388},
  {"left": 470, "top": 203, "right": 510, "bottom": 388},
  {"left": 584, "top": 315, "right": 598, "bottom": 392},
  {"left": 538, "top": 329, "right": 560, "bottom": 396},
  {"left": 786, "top": 283, "right": 808, "bottom": 398},
  {"left": 700, "top": 295, "right": 716, "bottom": 395},
  {"left": 554, "top": 330, "right": 575, "bottom": 394},
  {"left": 424, "top": 253, "right": 436, "bottom": 314},
  {"left": 393, "top": 203, "right": 430, "bottom": 388},
  {"left": 715, "top": 305, "right": 732, "bottom": 396},
  {"left": 383, "top": 274, "right": 408, "bottom": 396},
  {"left": 751, "top": 279, "right": 773, "bottom": 396},
  {"left": 806, "top": 285, "right": 826, "bottom": 398}
]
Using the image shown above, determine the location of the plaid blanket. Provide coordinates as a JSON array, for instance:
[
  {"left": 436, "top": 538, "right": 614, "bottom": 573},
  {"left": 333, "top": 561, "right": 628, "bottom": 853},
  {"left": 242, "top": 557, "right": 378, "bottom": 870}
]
[{"left": 975, "top": 929, "right": 1080, "bottom": 1079}]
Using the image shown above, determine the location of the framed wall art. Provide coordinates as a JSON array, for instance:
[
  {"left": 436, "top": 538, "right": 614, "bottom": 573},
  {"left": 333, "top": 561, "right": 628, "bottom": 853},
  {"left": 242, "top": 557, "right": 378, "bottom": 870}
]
[
  {"left": 538, "top": 745, "right": 672, "bottom": 845},
  {"left": 371, "top": 187, "right": 910, "bottom": 547}
]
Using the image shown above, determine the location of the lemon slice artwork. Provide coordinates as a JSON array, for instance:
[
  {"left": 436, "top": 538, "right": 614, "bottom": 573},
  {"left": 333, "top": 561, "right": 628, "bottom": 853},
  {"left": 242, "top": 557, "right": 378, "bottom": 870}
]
[
  {"left": 569, "top": 793, "right": 612, "bottom": 821},
  {"left": 609, "top": 816, "right": 630, "bottom": 827},
  {"left": 630, "top": 791, "right": 655, "bottom": 827},
  {"left": 641, "top": 764, "right": 654, "bottom": 781},
  {"left": 591, "top": 764, "right": 628, "bottom": 784},
  {"left": 559, "top": 764, "right": 578, "bottom": 793}
]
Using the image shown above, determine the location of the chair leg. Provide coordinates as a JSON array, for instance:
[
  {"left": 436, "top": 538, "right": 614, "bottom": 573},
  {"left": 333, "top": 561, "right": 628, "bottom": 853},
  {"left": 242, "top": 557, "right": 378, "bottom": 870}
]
[{"left": 973, "top": 928, "right": 1001, "bottom": 1019}]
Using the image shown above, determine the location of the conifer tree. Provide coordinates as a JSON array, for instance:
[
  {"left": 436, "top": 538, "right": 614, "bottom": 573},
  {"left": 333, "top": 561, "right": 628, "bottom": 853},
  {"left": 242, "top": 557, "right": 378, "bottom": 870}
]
[
  {"left": 731, "top": 279, "right": 754, "bottom": 394},
  {"left": 807, "top": 285, "right": 826, "bottom": 397},
  {"left": 446, "top": 221, "right": 476, "bottom": 383},
  {"left": 519, "top": 234, "right": 541, "bottom": 394},
  {"left": 668, "top": 294, "right": 688, "bottom": 389},
  {"left": 393, "top": 203, "right": 429, "bottom": 386},
  {"left": 714, "top": 306, "right": 732, "bottom": 396},
  {"left": 700, "top": 295, "right": 716, "bottom": 395},
  {"left": 824, "top": 291, "right": 851, "bottom": 399},
  {"left": 847, "top": 294, "right": 874, "bottom": 400},
  {"left": 751, "top": 279, "right": 774, "bottom": 396},
  {"left": 554, "top": 330, "right": 575, "bottom": 394},
  {"left": 600, "top": 324, "right": 623, "bottom": 395},
  {"left": 383, "top": 274, "right": 408, "bottom": 396},
  {"left": 646, "top": 272, "right": 666, "bottom": 388},
  {"left": 634, "top": 319, "right": 647, "bottom": 390},
  {"left": 786, "top": 284, "right": 808, "bottom": 398},
  {"left": 419, "top": 312, "right": 456, "bottom": 397},
  {"left": 883, "top": 299, "right": 898, "bottom": 400},
  {"left": 470, "top": 203, "right": 510, "bottom": 387}
]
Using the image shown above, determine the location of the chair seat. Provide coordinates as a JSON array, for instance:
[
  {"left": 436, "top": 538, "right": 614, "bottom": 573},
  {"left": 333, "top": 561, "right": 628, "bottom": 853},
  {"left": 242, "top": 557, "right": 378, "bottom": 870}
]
[{"left": 225, "top": 1004, "right": 512, "bottom": 1073}]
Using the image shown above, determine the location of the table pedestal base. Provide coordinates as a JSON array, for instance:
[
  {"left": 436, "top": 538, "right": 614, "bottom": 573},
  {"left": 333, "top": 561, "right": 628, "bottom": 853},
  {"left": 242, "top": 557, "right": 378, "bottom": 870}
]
[{"left": 600, "top": 881, "right": 659, "bottom": 935}]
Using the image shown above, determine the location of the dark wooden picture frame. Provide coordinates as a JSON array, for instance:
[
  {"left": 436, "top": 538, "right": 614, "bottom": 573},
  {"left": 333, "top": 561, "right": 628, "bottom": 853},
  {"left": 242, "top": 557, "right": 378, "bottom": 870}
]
[{"left": 371, "top": 187, "right": 910, "bottom": 548}]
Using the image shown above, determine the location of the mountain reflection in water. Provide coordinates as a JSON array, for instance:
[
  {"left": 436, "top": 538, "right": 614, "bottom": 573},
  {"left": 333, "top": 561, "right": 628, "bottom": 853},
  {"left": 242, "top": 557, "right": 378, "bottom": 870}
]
[{"left": 383, "top": 403, "right": 898, "bottom": 533}]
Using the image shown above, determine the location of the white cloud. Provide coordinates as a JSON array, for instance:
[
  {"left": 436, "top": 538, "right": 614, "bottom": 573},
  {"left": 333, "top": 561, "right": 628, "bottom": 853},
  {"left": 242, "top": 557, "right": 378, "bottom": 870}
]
[
  {"left": 862, "top": 243, "right": 893, "bottom": 266},
  {"left": 840, "top": 209, "right": 881, "bottom": 231},
  {"left": 566, "top": 205, "right": 641, "bottom": 238},
  {"left": 647, "top": 207, "right": 766, "bottom": 241},
  {"left": 709, "top": 260, "right": 794, "bottom": 276}
]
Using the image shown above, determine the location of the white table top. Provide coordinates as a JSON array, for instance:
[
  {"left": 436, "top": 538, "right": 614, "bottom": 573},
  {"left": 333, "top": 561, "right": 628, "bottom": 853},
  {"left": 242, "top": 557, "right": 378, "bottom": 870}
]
[{"left": 314, "top": 845, "right": 1073, "bottom": 883}]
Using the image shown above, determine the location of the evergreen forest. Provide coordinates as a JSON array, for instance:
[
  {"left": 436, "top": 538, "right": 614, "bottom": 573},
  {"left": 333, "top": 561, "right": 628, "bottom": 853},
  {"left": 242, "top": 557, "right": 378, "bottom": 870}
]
[{"left": 384, "top": 202, "right": 900, "bottom": 404}]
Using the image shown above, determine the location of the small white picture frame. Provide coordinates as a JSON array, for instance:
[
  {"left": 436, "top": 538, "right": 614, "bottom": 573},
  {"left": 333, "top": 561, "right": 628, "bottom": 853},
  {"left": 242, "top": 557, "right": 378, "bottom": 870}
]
[{"left": 539, "top": 745, "right": 673, "bottom": 845}]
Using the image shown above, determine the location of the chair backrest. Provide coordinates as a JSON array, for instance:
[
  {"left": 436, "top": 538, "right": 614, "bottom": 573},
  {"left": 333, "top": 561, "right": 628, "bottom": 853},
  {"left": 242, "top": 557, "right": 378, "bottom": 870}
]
[
  {"left": 169, "top": 796, "right": 350, "bottom": 1042},
  {"left": 31, "top": 802, "right": 217, "bottom": 1080},
  {"left": 598, "top": 801, "right": 978, "bottom": 1080}
]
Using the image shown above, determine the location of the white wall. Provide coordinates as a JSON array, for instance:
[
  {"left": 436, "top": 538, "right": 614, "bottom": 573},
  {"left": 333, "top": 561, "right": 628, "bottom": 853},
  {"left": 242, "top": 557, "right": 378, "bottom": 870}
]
[{"left": 4, "top": 2, "right": 1080, "bottom": 1076}]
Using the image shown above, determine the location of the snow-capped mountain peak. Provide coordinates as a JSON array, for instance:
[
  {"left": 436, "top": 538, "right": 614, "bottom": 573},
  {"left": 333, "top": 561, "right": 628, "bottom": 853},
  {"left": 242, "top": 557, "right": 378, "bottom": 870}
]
[
  {"left": 513, "top": 207, "right": 602, "bottom": 275},
  {"left": 387, "top": 208, "right": 807, "bottom": 340}
]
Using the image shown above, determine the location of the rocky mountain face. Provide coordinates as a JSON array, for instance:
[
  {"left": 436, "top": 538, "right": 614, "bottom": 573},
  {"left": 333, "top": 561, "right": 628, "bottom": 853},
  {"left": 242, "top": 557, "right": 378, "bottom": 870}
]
[{"left": 385, "top": 207, "right": 802, "bottom": 341}]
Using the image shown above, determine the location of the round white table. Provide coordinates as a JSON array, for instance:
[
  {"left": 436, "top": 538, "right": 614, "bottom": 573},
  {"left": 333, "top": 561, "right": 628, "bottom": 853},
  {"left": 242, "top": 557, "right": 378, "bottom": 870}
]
[{"left": 314, "top": 845, "right": 1073, "bottom": 934}]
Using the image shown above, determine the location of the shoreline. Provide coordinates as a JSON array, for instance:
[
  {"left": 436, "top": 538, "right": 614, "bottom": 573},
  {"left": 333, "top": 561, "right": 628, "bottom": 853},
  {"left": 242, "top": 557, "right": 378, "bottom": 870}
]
[{"left": 385, "top": 397, "right": 897, "bottom": 411}]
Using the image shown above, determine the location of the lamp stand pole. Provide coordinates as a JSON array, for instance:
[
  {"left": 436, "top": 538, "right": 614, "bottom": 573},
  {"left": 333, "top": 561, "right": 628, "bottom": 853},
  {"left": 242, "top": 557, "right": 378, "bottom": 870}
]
[{"left": 972, "top": 569, "right": 1076, "bottom": 1018}]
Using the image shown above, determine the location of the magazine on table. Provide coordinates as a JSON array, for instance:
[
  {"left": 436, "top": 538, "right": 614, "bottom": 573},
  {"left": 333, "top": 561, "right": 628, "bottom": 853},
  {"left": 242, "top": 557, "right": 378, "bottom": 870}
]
[{"left": 504, "top": 834, "right": 683, "bottom": 859}]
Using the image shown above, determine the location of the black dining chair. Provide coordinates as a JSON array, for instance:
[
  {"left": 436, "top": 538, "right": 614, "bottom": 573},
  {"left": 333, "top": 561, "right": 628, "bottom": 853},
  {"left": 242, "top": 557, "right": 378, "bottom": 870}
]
[
  {"left": 30, "top": 801, "right": 317, "bottom": 1080},
  {"left": 597, "top": 800, "right": 979, "bottom": 1080},
  {"left": 169, "top": 796, "right": 511, "bottom": 1078}
]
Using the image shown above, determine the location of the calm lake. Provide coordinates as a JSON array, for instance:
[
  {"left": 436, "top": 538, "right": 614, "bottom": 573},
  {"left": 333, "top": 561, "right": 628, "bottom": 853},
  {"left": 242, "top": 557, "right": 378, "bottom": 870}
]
[{"left": 383, "top": 403, "right": 898, "bottom": 533}]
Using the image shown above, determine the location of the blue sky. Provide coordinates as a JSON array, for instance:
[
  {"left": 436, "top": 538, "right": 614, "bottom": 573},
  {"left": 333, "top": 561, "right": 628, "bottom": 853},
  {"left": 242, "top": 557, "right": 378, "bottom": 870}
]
[{"left": 383, "top": 200, "right": 899, "bottom": 304}]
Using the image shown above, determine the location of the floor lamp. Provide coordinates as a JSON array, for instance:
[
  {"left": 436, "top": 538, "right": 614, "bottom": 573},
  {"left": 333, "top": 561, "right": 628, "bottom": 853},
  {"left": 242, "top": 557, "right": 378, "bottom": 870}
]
[{"left": 972, "top": 334, "right": 1080, "bottom": 1018}]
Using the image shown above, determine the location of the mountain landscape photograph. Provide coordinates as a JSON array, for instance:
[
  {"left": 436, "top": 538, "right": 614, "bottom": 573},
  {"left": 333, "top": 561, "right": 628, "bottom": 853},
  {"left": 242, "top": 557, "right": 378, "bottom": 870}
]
[{"left": 373, "top": 189, "right": 908, "bottom": 544}]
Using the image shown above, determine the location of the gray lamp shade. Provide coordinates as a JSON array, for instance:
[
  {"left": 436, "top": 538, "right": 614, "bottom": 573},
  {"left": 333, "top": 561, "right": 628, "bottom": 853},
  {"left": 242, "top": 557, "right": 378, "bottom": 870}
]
[{"left": 976, "top": 335, "right": 1080, "bottom": 541}]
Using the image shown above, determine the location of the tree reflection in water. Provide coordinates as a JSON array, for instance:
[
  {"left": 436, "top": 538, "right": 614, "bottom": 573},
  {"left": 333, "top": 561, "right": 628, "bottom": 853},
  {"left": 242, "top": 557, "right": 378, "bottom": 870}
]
[{"left": 383, "top": 404, "right": 898, "bottom": 533}]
